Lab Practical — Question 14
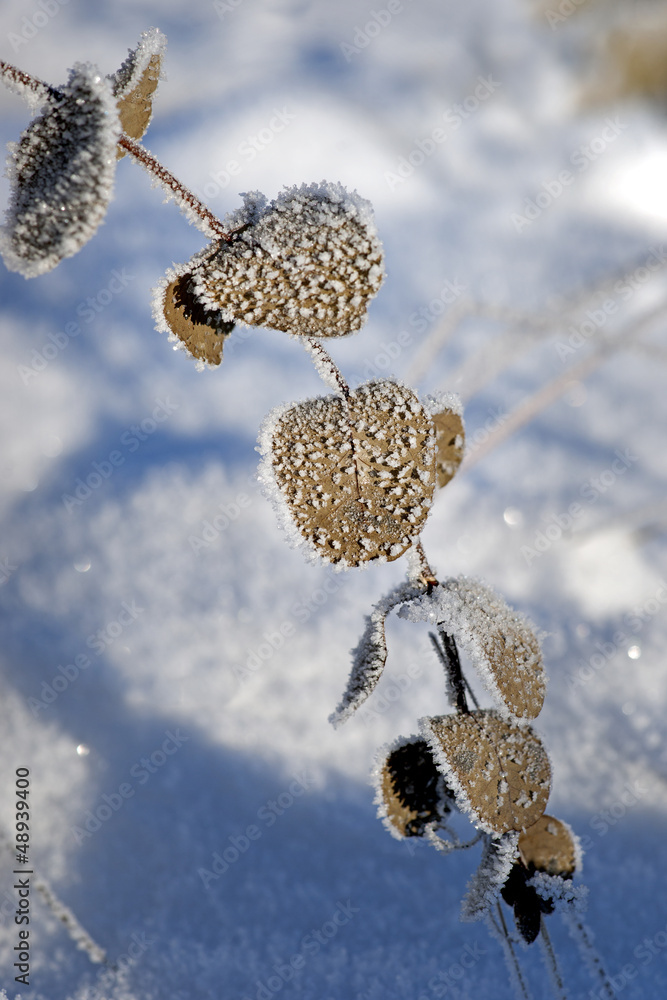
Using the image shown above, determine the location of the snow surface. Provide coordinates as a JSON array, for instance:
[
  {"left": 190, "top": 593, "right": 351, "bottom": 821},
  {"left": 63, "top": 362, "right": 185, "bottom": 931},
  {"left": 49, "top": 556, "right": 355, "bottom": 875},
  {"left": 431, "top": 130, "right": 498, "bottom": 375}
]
[{"left": 1, "top": 1, "right": 667, "bottom": 998}]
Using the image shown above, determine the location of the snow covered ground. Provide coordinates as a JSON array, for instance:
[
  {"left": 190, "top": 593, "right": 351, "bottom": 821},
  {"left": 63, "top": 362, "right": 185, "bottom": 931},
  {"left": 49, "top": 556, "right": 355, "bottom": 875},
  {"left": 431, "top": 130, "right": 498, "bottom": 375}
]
[{"left": 1, "top": 1, "right": 667, "bottom": 997}]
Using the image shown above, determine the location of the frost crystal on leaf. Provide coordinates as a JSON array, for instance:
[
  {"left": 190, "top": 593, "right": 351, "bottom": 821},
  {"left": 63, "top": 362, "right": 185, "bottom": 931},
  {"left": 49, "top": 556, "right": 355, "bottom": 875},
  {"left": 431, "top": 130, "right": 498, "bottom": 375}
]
[
  {"left": 421, "top": 710, "right": 551, "bottom": 836},
  {"left": 401, "top": 578, "right": 546, "bottom": 720},
  {"left": 374, "top": 736, "right": 452, "bottom": 841},
  {"left": 261, "top": 379, "right": 436, "bottom": 567},
  {"left": 109, "top": 27, "right": 166, "bottom": 155},
  {"left": 1, "top": 63, "right": 120, "bottom": 277},
  {"left": 330, "top": 582, "right": 423, "bottom": 727},
  {"left": 518, "top": 814, "right": 580, "bottom": 878},
  {"left": 461, "top": 832, "right": 519, "bottom": 922},
  {"left": 153, "top": 247, "right": 235, "bottom": 367},
  {"left": 187, "top": 182, "right": 384, "bottom": 337}
]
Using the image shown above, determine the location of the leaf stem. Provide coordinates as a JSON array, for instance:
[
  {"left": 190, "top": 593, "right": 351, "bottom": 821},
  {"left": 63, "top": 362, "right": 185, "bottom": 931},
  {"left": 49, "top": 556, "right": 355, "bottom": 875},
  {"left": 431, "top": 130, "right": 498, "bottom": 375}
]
[
  {"left": 0, "top": 59, "right": 50, "bottom": 102},
  {"left": 117, "top": 134, "right": 232, "bottom": 241}
]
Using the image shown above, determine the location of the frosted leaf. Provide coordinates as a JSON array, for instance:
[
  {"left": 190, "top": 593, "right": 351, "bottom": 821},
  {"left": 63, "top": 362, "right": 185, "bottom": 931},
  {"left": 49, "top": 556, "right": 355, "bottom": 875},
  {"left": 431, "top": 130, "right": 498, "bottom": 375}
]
[
  {"left": 1, "top": 63, "right": 119, "bottom": 277},
  {"left": 330, "top": 582, "right": 423, "bottom": 727},
  {"left": 262, "top": 379, "right": 436, "bottom": 567},
  {"left": 462, "top": 832, "right": 519, "bottom": 922},
  {"left": 109, "top": 28, "right": 166, "bottom": 155},
  {"left": 433, "top": 408, "right": 465, "bottom": 488},
  {"left": 421, "top": 710, "right": 551, "bottom": 836},
  {"left": 518, "top": 814, "right": 579, "bottom": 878},
  {"left": 373, "top": 736, "right": 452, "bottom": 841},
  {"left": 402, "top": 578, "right": 545, "bottom": 720},
  {"left": 189, "top": 182, "right": 384, "bottom": 337},
  {"left": 153, "top": 249, "right": 235, "bottom": 367}
]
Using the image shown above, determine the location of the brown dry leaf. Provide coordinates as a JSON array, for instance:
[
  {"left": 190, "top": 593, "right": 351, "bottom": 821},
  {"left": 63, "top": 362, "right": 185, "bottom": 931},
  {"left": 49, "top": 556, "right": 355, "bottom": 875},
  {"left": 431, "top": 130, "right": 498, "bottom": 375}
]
[
  {"left": 432, "top": 407, "right": 464, "bottom": 488},
  {"left": 437, "top": 578, "right": 546, "bottom": 720},
  {"left": 378, "top": 739, "right": 449, "bottom": 839},
  {"left": 268, "top": 379, "right": 435, "bottom": 566},
  {"left": 422, "top": 710, "right": 550, "bottom": 836},
  {"left": 193, "top": 182, "right": 384, "bottom": 338},
  {"left": 518, "top": 814, "right": 577, "bottom": 877},
  {"left": 110, "top": 29, "right": 165, "bottom": 158},
  {"left": 162, "top": 271, "right": 234, "bottom": 366},
  {"left": 115, "top": 54, "right": 161, "bottom": 153}
]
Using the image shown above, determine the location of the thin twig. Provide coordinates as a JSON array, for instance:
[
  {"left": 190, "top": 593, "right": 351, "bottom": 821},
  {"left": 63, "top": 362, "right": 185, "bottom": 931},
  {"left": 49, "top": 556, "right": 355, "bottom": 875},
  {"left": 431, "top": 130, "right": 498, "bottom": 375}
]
[
  {"left": 0, "top": 59, "right": 50, "bottom": 102},
  {"left": 302, "top": 337, "right": 351, "bottom": 399},
  {"left": 406, "top": 250, "right": 667, "bottom": 390},
  {"left": 561, "top": 911, "right": 615, "bottom": 1000},
  {"left": 539, "top": 917, "right": 568, "bottom": 1000},
  {"left": 491, "top": 903, "right": 533, "bottom": 1000},
  {"left": 413, "top": 538, "right": 438, "bottom": 588},
  {"left": 462, "top": 296, "right": 667, "bottom": 472},
  {"left": 0, "top": 826, "right": 108, "bottom": 967}
]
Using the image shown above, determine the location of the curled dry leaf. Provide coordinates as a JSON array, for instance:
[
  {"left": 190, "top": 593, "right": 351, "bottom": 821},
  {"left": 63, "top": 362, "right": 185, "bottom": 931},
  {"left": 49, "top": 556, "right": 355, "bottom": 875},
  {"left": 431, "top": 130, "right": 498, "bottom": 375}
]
[
  {"left": 263, "top": 379, "right": 436, "bottom": 567},
  {"left": 375, "top": 738, "right": 451, "bottom": 840},
  {"left": 156, "top": 261, "right": 235, "bottom": 366},
  {"left": 1, "top": 62, "right": 119, "bottom": 277},
  {"left": 432, "top": 407, "right": 465, "bottom": 488},
  {"left": 109, "top": 28, "right": 166, "bottom": 155},
  {"left": 421, "top": 710, "right": 551, "bottom": 836},
  {"left": 329, "top": 581, "right": 423, "bottom": 727},
  {"left": 461, "top": 832, "right": 519, "bottom": 922},
  {"left": 518, "top": 814, "right": 578, "bottom": 878},
  {"left": 187, "top": 182, "right": 384, "bottom": 338}
]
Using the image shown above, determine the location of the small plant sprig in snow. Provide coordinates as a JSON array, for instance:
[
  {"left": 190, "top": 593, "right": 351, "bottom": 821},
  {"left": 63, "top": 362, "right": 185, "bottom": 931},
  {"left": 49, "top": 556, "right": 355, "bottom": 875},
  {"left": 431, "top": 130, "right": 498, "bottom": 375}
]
[{"left": 0, "top": 30, "right": 615, "bottom": 1000}]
